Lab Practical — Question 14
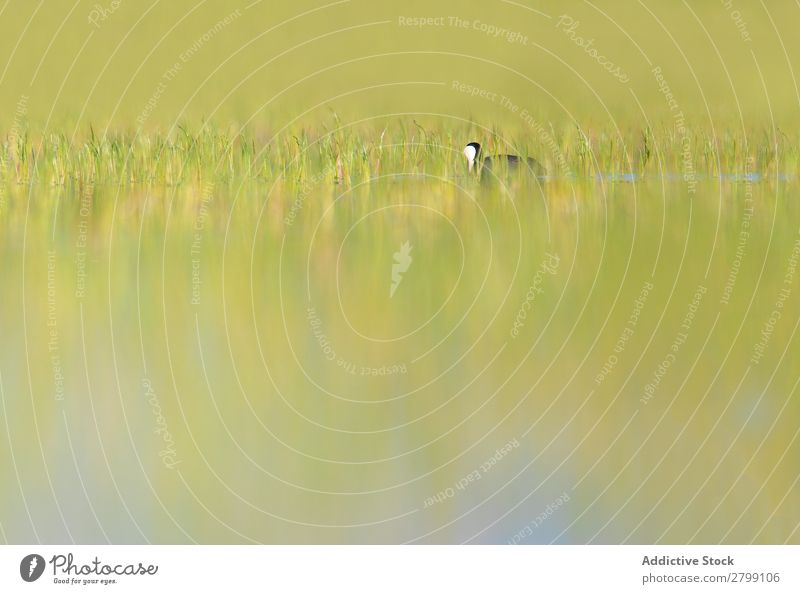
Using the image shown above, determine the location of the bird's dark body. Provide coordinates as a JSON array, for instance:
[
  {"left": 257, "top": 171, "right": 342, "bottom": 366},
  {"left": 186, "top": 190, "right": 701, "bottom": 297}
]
[{"left": 482, "top": 154, "right": 544, "bottom": 176}]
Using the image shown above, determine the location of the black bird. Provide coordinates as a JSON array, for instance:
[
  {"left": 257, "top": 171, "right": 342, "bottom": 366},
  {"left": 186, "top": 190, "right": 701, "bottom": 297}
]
[{"left": 464, "top": 142, "right": 544, "bottom": 177}]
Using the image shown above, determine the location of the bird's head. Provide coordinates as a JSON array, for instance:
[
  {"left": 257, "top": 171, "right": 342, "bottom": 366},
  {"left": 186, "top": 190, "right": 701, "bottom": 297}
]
[{"left": 464, "top": 142, "right": 481, "bottom": 172}]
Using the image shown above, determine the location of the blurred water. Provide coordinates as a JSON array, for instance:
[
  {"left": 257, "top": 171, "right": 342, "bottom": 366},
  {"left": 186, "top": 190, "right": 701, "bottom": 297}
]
[{"left": 1, "top": 176, "right": 798, "bottom": 544}]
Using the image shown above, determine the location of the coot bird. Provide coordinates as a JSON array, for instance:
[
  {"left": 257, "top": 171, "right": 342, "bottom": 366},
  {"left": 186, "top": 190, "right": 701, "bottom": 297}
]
[{"left": 464, "top": 142, "right": 544, "bottom": 177}]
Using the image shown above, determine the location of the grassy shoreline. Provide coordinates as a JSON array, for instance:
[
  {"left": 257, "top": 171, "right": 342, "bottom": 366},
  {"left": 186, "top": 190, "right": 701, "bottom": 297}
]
[{"left": 2, "top": 123, "right": 797, "bottom": 187}]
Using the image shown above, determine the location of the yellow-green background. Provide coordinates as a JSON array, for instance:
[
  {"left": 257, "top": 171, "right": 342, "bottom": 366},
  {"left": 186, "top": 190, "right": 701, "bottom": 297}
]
[
  {"left": 0, "top": 0, "right": 799, "bottom": 545},
  {"left": 1, "top": 0, "right": 799, "bottom": 129}
]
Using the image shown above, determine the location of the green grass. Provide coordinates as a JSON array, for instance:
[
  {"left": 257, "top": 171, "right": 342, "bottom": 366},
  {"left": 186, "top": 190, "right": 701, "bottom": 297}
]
[{"left": 3, "top": 122, "right": 797, "bottom": 188}]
